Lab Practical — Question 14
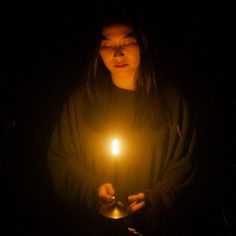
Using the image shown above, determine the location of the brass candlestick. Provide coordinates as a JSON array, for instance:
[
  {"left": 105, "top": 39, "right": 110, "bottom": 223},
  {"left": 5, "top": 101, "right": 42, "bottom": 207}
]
[{"left": 99, "top": 196, "right": 129, "bottom": 219}]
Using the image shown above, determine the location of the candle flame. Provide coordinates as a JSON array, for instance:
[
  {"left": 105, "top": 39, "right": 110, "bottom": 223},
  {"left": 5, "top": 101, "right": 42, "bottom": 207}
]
[{"left": 112, "top": 139, "right": 120, "bottom": 156}]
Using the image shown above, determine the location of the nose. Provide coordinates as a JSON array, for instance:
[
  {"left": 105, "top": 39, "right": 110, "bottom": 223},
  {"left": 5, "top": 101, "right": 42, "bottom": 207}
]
[{"left": 114, "top": 46, "right": 124, "bottom": 57}]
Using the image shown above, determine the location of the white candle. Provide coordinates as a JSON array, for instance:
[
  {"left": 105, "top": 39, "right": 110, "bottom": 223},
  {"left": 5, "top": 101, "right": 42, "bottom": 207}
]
[{"left": 112, "top": 139, "right": 120, "bottom": 156}]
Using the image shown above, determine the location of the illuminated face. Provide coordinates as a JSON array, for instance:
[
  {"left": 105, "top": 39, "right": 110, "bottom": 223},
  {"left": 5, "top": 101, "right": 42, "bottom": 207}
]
[{"left": 99, "top": 24, "right": 140, "bottom": 80}]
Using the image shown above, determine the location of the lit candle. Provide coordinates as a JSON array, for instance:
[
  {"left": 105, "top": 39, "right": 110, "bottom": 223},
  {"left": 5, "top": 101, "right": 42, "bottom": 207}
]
[{"left": 112, "top": 139, "right": 120, "bottom": 156}]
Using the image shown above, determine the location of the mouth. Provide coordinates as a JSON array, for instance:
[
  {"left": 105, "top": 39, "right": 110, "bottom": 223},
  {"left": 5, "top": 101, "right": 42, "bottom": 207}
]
[{"left": 114, "top": 64, "right": 128, "bottom": 68}]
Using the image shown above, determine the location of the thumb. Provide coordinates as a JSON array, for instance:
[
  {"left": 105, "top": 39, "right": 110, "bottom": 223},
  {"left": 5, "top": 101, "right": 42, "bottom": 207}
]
[{"left": 105, "top": 183, "right": 115, "bottom": 196}]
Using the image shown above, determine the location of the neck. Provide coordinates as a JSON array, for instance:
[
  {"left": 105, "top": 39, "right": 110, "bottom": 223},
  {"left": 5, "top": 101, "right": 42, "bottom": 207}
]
[{"left": 111, "top": 72, "right": 137, "bottom": 91}]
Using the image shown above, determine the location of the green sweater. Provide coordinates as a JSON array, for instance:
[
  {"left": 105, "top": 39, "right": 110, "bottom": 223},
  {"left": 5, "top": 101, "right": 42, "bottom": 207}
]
[{"left": 47, "top": 83, "right": 197, "bottom": 233}]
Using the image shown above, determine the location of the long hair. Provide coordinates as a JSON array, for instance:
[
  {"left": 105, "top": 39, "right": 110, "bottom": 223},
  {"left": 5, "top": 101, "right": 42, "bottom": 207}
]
[{"left": 84, "top": 15, "right": 166, "bottom": 129}]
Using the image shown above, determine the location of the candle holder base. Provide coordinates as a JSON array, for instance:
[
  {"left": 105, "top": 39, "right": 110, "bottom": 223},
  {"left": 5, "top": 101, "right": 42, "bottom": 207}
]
[{"left": 99, "top": 200, "right": 129, "bottom": 219}]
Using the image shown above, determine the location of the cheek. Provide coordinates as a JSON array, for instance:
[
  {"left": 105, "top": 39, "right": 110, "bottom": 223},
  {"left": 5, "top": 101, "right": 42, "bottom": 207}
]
[
  {"left": 100, "top": 51, "right": 112, "bottom": 65},
  {"left": 130, "top": 51, "right": 140, "bottom": 68}
]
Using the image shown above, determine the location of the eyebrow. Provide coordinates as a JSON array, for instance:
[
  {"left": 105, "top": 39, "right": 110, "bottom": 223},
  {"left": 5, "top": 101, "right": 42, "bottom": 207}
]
[{"left": 101, "top": 32, "right": 136, "bottom": 40}]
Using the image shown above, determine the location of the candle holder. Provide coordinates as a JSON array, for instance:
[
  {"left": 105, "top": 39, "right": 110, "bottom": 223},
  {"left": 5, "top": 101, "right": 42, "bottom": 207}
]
[{"left": 99, "top": 197, "right": 129, "bottom": 219}]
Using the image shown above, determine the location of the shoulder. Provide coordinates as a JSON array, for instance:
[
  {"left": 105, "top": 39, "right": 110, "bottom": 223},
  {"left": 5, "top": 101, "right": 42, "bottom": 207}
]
[
  {"left": 160, "top": 80, "right": 185, "bottom": 110},
  {"left": 56, "top": 85, "right": 89, "bottom": 123},
  {"left": 68, "top": 83, "right": 87, "bottom": 100},
  {"left": 65, "top": 84, "right": 88, "bottom": 108},
  {"left": 159, "top": 79, "right": 192, "bottom": 129}
]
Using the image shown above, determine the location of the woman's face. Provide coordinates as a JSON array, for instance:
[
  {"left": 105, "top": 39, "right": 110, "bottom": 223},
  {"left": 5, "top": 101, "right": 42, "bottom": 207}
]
[{"left": 99, "top": 24, "right": 140, "bottom": 78}]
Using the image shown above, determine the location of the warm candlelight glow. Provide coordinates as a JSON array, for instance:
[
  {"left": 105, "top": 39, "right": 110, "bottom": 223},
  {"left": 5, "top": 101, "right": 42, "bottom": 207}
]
[{"left": 112, "top": 139, "right": 120, "bottom": 156}]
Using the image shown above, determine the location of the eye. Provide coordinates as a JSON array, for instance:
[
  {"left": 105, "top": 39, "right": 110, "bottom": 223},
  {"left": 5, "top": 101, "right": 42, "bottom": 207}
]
[
  {"left": 100, "top": 39, "right": 114, "bottom": 49},
  {"left": 122, "top": 38, "right": 138, "bottom": 47},
  {"left": 122, "top": 43, "right": 131, "bottom": 47},
  {"left": 100, "top": 44, "right": 112, "bottom": 49},
  {"left": 122, "top": 42, "right": 137, "bottom": 47}
]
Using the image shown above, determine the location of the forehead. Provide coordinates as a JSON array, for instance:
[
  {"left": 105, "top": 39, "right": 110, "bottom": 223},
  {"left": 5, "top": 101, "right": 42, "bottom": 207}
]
[{"left": 101, "top": 24, "right": 135, "bottom": 39}]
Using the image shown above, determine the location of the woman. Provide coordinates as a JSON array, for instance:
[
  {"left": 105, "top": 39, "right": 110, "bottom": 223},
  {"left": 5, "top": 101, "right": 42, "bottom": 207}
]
[{"left": 47, "top": 15, "right": 197, "bottom": 235}]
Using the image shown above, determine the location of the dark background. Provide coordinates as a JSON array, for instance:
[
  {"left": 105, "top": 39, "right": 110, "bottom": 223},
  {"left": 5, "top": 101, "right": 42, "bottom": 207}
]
[{"left": 1, "top": 1, "right": 235, "bottom": 235}]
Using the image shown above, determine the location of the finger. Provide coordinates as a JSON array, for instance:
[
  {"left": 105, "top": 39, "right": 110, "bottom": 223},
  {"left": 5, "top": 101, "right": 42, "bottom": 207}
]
[
  {"left": 128, "top": 200, "right": 137, "bottom": 208},
  {"left": 105, "top": 183, "right": 115, "bottom": 196},
  {"left": 128, "top": 200, "right": 145, "bottom": 213},
  {"left": 98, "top": 188, "right": 106, "bottom": 200},
  {"left": 101, "top": 184, "right": 115, "bottom": 202},
  {"left": 98, "top": 184, "right": 113, "bottom": 202},
  {"left": 128, "top": 193, "right": 145, "bottom": 203}
]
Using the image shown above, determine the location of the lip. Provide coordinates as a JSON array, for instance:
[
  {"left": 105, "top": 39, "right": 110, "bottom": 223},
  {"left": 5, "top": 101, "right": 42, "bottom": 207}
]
[{"left": 114, "top": 64, "right": 128, "bottom": 68}]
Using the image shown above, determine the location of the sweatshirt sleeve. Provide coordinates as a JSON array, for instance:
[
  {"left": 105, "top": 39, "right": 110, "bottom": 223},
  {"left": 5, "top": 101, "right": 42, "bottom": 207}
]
[
  {"left": 47, "top": 91, "right": 106, "bottom": 211},
  {"left": 145, "top": 88, "right": 198, "bottom": 220}
]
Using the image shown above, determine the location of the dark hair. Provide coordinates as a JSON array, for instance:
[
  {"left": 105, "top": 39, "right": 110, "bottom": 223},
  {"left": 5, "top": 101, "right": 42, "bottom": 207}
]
[{"left": 84, "top": 15, "right": 166, "bottom": 129}]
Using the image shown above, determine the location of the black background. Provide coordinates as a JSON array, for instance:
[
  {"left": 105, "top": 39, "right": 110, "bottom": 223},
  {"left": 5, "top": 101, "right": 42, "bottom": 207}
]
[{"left": 1, "top": 1, "right": 235, "bottom": 235}]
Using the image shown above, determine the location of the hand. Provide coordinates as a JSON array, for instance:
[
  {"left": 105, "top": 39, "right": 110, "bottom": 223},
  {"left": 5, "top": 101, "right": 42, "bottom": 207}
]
[
  {"left": 128, "top": 193, "right": 145, "bottom": 213},
  {"left": 97, "top": 183, "right": 115, "bottom": 204}
]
